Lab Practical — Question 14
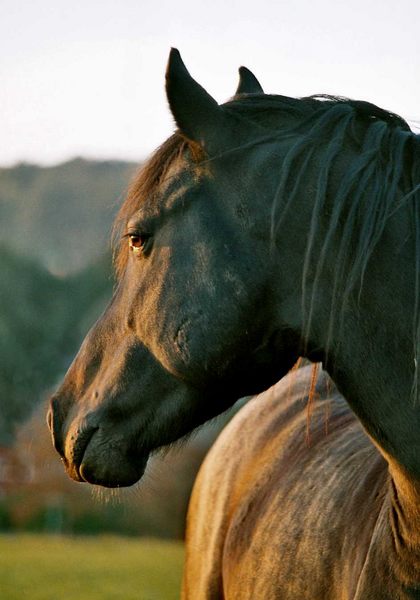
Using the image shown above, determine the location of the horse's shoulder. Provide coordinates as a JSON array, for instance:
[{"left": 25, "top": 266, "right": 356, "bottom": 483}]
[
  {"left": 184, "top": 367, "right": 387, "bottom": 598},
  {"left": 193, "top": 367, "right": 346, "bottom": 508}
]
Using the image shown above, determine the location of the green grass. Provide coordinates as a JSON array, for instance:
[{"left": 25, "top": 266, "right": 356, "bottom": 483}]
[{"left": 0, "top": 534, "right": 184, "bottom": 600}]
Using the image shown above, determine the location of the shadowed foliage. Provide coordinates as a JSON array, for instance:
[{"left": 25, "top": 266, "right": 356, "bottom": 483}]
[{"left": 0, "top": 246, "right": 112, "bottom": 444}]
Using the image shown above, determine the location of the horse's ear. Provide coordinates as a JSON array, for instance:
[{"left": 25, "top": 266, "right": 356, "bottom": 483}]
[
  {"left": 236, "top": 67, "right": 264, "bottom": 95},
  {"left": 165, "top": 48, "right": 227, "bottom": 153}
]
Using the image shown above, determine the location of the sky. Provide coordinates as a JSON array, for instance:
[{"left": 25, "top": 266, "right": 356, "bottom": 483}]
[{"left": 1, "top": 0, "right": 419, "bottom": 166}]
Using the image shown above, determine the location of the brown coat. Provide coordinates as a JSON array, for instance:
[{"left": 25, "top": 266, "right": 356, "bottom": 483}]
[{"left": 183, "top": 366, "right": 420, "bottom": 599}]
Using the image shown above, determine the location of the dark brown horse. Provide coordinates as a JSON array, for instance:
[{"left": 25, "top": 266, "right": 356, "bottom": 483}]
[{"left": 48, "top": 50, "right": 420, "bottom": 598}]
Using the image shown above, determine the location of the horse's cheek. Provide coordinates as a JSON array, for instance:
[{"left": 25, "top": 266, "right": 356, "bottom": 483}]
[{"left": 160, "top": 314, "right": 214, "bottom": 381}]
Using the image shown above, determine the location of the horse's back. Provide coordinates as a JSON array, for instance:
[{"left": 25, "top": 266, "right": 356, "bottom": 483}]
[{"left": 182, "top": 366, "right": 387, "bottom": 600}]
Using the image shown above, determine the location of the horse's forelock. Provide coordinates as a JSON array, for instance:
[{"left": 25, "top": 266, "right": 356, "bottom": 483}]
[{"left": 112, "top": 133, "right": 198, "bottom": 280}]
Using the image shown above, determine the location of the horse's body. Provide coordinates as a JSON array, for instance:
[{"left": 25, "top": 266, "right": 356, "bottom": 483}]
[
  {"left": 48, "top": 50, "right": 420, "bottom": 597},
  {"left": 183, "top": 366, "right": 395, "bottom": 599}
]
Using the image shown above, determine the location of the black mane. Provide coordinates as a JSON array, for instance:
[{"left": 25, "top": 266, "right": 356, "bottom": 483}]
[{"left": 226, "top": 92, "right": 412, "bottom": 133}]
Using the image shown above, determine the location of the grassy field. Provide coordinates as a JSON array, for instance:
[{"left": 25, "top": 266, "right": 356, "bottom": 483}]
[{"left": 0, "top": 534, "right": 184, "bottom": 600}]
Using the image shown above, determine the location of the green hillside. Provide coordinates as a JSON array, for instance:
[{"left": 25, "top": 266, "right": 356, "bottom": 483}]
[{"left": 0, "top": 158, "right": 137, "bottom": 273}]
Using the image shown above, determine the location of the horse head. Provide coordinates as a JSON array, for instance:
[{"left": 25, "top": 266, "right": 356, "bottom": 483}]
[{"left": 48, "top": 50, "right": 300, "bottom": 487}]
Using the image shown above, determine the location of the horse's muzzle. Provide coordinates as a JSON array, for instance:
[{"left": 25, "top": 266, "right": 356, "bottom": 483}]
[
  {"left": 47, "top": 394, "right": 96, "bottom": 483},
  {"left": 47, "top": 393, "right": 148, "bottom": 487}
]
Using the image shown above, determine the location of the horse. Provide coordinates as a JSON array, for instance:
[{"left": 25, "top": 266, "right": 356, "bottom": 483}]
[
  {"left": 183, "top": 364, "right": 391, "bottom": 599},
  {"left": 47, "top": 48, "right": 420, "bottom": 598}
]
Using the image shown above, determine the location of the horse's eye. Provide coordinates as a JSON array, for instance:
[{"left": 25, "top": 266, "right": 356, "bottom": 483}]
[{"left": 128, "top": 234, "right": 148, "bottom": 254}]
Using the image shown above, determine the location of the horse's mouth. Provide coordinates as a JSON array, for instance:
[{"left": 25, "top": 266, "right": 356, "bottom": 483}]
[{"left": 66, "top": 425, "right": 149, "bottom": 488}]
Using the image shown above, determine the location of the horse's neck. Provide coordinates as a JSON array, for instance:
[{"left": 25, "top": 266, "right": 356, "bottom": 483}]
[
  {"left": 267, "top": 129, "right": 420, "bottom": 590},
  {"left": 273, "top": 135, "right": 420, "bottom": 550},
  {"left": 327, "top": 190, "right": 420, "bottom": 574},
  {"left": 323, "top": 247, "right": 420, "bottom": 594},
  {"left": 288, "top": 129, "right": 420, "bottom": 467}
]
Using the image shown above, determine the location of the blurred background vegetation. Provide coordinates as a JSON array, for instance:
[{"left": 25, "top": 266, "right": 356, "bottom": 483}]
[{"left": 0, "top": 159, "right": 225, "bottom": 542}]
